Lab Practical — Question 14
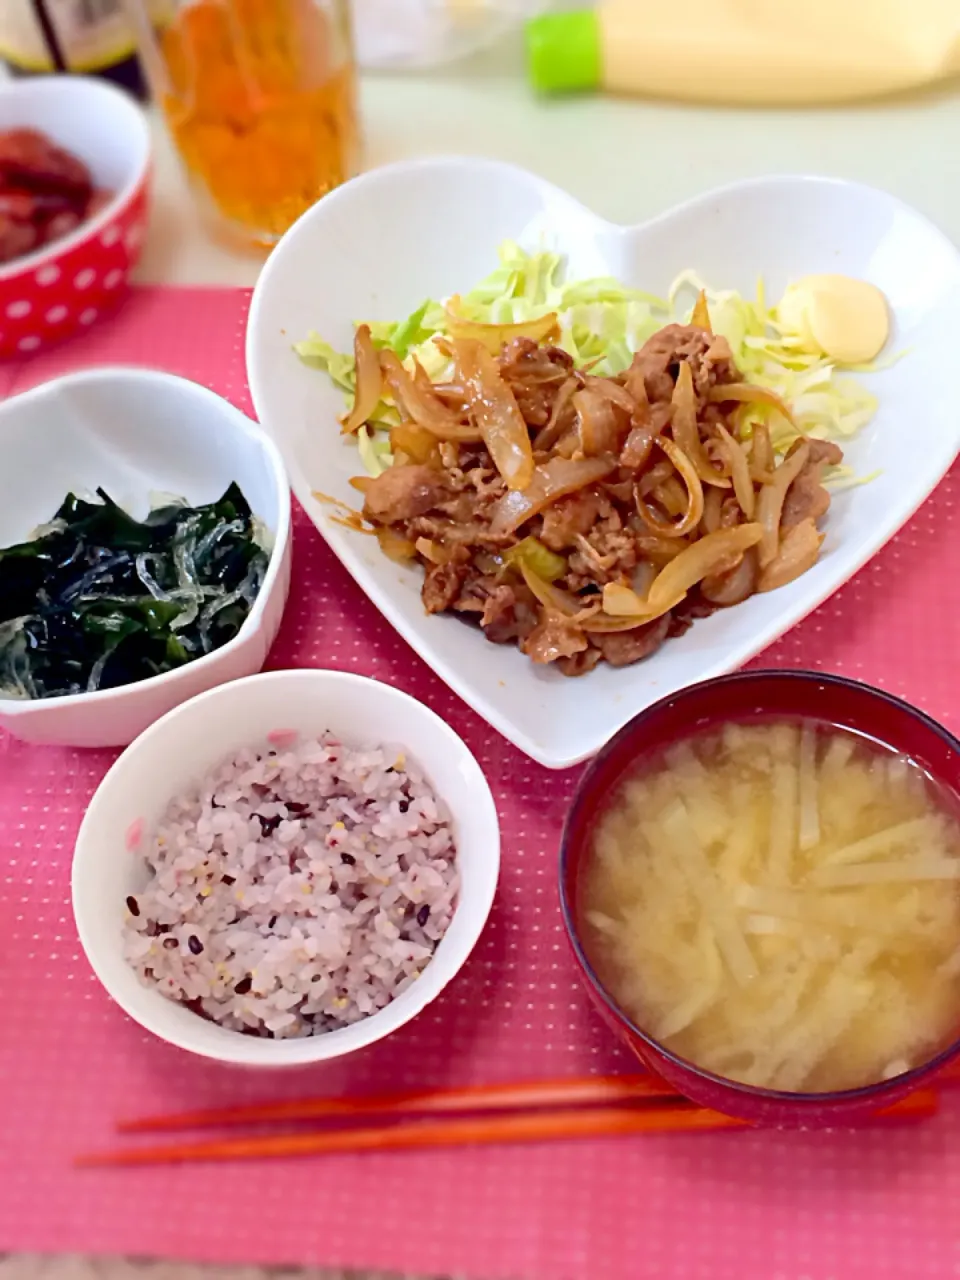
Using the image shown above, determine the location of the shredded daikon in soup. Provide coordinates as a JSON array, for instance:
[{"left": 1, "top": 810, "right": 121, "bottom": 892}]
[{"left": 581, "top": 721, "right": 960, "bottom": 1093}]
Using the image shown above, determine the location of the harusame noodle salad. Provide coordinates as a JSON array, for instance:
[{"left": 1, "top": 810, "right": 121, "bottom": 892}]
[{"left": 298, "top": 246, "right": 889, "bottom": 676}]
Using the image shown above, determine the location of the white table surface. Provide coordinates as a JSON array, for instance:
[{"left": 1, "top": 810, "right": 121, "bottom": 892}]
[{"left": 135, "top": 38, "right": 960, "bottom": 288}]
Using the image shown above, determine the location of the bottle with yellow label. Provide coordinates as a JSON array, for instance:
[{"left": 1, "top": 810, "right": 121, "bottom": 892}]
[
  {"left": 527, "top": 2, "right": 960, "bottom": 106},
  {"left": 0, "top": 1, "right": 172, "bottom": 100}
]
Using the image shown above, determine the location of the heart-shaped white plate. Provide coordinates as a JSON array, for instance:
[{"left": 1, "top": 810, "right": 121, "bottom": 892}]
[{"left": 247, "top": 157, "right": 960, "bottom": 770}]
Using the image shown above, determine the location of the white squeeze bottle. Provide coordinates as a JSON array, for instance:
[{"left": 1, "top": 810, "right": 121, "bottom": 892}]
[{"left": 526, "top": 1, "right": 960, "bottom": 105}]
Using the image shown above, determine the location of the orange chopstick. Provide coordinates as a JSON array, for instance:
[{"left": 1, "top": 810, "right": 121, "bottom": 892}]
[
  {"left": 79, "top": 1088, "right": 938, "bottom": 1169},
  {"left": 117, "top": 1073, "right": 675, "bottom": 1134},
  {"left": 118, "top": 1060, "right": 960, "bottom": 1135}
]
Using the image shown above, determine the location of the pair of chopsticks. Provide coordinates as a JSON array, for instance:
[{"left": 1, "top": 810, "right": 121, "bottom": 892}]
[{"left": 76, "top": 1067, "right": 953, "bottom": 1168}]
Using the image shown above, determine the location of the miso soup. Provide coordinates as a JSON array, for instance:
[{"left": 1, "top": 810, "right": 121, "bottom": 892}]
[{"left": 580, "top": 720, "right": 960, "bottom": 1093}]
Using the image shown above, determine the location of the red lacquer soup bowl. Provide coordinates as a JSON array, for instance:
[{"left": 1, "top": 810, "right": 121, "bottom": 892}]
[{"left": 559, "top": 669, "right": 960, "bottom": 1126}]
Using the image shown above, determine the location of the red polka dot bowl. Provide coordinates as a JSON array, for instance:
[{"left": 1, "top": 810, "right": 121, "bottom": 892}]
[{"left": 0, "top": 75, "right": 151, "bottom": 358}]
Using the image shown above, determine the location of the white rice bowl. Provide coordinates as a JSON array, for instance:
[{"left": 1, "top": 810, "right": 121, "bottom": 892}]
[
  {"left": 72, "top": 669, "right": 500, "bottom": 1066},
  {"left": 123, "top": 733, "right": 459, "bottom": 1038}
]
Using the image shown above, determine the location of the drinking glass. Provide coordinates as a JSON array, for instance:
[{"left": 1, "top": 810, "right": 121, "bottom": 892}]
[{"left": 126, "top": 0, "right": 360, "bottom": 248}]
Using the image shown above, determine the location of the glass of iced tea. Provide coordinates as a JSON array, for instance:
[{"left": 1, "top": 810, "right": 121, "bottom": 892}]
[{"left": 126, "top": 0, "right": 359, "bottom": 248}]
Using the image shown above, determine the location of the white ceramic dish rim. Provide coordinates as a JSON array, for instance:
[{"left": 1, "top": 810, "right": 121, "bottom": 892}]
[
  {"left": 0, "top": 366, "right": 292, "bottom": 716},
  {"left": 71, "top": 668, "right": 502, "bottom": 1066},
  {"left": 0, "top": 75, "right": 151, "bottom": 283},
  {"left": 246, "top": 157, "right": 960, "bottom": 770}
]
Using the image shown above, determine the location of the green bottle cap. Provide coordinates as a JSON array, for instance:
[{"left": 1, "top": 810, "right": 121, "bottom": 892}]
[{"left": 525, "top": 10, "right": 602, "bottom": 95}]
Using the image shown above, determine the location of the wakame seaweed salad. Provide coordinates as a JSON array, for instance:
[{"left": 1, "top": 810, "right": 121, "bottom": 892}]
[{"left": 0, "top": 484, "right": 270, "bottom": 699}]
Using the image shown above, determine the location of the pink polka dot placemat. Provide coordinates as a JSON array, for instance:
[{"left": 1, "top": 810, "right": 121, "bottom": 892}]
[{"left": 3, "top": 287, "right": 960, "bottom": 1280}]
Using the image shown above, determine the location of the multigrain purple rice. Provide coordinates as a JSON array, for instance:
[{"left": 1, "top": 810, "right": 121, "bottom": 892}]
[{"left": 122, "top": 732, "right": 458, "bottom": 1038}]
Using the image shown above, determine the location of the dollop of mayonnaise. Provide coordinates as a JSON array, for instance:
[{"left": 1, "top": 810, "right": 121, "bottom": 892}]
[{"left": 776, "top": 275, "right": 890, "bottom": 364}]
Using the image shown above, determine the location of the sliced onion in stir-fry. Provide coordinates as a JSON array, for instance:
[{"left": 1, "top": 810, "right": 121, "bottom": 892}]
[
  {"left": 575, "top": 387, "right": 625, "bottom": 456},
  {"left": 490, "top": 455, "right": 617, "bottom": 536},
  {"left": 376, "top": 527, "right": 417, "bottom": 562},
  {"left": 715, "top": 423, "right": 755, "bottom": 519},
  {"left": 671, "top": 362, "right": 731, "bottom": 488},
  {"left": 690, "top": 289, "right": 712, "bottom": 332},
  {"left": 554, "top": 427, "right": 581, "bottom": 459},
  {"left": 518, "top": 561, "right": 582, "bottom": 616},
  {"left": 701, "top": 546, "right": 758, "bottom": 606},
  {"left": 412, "top": 359, "right": 438, "bottom": 395},
  {"left": 747, "top": 422, "right": 776, "bottom": 480},
  {"left": 651, "top": 523, "right": 762, "bottom": 602},
  {"left": 431, "top": 382, "right": 469, "bottom": 410},
  {"left": 708, "top": 382, "right": 798, "bottom": 428},
  {"left": 581, "top": 611, "right": 673, "bottom": 634},
  {"left": 602, "top": 582, "right": 654, "bottom": 617},
  {"left": 756, "top": 441, "right": 810, "bottom": 567},
  {"left": 654, "top": 477, "right": 688, "bottom": 518},
  {"left": 701, "top": 484, "right": 724, "bottom": 533},
  {"left": 390, "top": 421, "right": 441, "bottom": 465},
  {"left": 445, "top": 297, "right": 559, "bottom": 355},
  {"left": 533, "top": 375, "right": 578, "bottom": 451},
  {"left": 584, "top": 375, "right": 637, "bottom": 415},
  {"left": 758, "top": 518, "right": 824, "bottom": 592},
  {"left": 415, "top": 537, "right": 454, "bottom": 564},
  {"left": 636, "top": 459, "right": 674, "bottom": 499},
  {"left": 634, "top": 531, "right": 690, "bottom": 565},
  {"left": 631, "top": 560, "right": 657, "bottom": 597},
  {"left": 642, "top": 463, "right": 680, "bottom": 506},
  {"left": 455, "top": 338, "right": 535, "bottom": 491},
  {"left": 601, "top": 524, "right": 764, "bottom": 625},
  {"left": 623, "top": 363, "right": 650, "bottom": 407},
  {"left": 636, "top": 436, "right": 704, "bottom": 537},
  {"left": 341, "top": 325, "right": 383, "bottom": 435},
  {"left": 380, "top": 350, "right": 481, "bottom": 441}
]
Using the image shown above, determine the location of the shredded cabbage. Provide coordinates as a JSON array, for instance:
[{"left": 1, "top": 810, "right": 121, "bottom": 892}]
[
  {"left": 297, "top": 244, "right": 883, "bottom": 479},
  {"left": 294, "top": 333, "right": 356, "bottom": 393},
  {"left": 356, "top": 424, "right": 392, "bottom": 478}
]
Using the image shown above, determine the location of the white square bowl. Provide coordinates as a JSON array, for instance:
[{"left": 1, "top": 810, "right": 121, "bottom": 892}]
[
  {"left": 0, "top": 368, "right": 292, "bottom": 747},
  {"left": 246, "top": 158, "right": 960, "bottom": 769}
]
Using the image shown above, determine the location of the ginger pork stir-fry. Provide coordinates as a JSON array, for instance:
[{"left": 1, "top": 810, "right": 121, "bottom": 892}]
[{"left": 344, "top": 308, "right": 841, "bottom": 676}]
